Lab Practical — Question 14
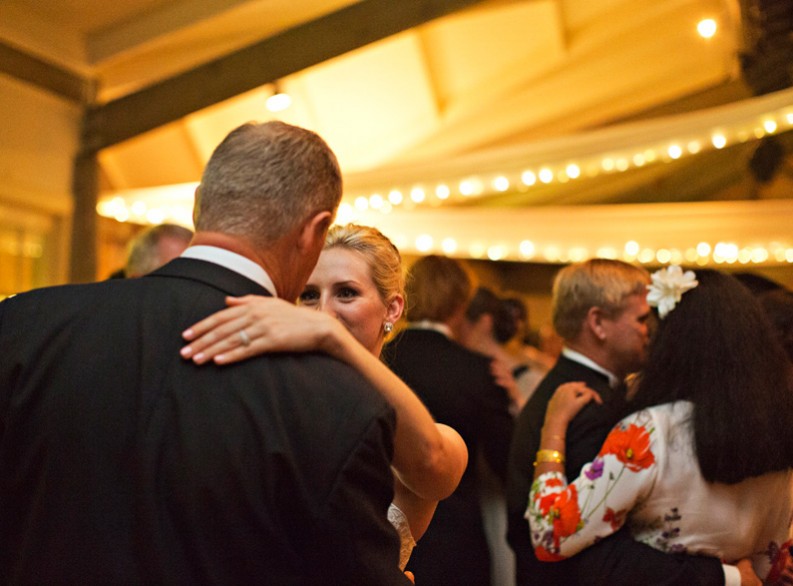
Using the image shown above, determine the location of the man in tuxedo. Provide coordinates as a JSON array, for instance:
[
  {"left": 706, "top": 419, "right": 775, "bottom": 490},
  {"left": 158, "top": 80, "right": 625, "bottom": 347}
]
[
  {"left": 506, "top": 258, "right": 743, "bottom": 586},
  {"left": 383, "top": 255, "right": 514, "bottom": 586},
  {"left": 0, "top": 121, "right": 411, "bottom": 585}
]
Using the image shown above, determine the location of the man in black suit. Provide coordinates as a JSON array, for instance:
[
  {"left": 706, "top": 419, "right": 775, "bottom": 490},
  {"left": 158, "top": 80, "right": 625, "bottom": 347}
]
[
  {"left": 506, "top": 258, "right": 741, "bottom": 586},
  {"left": 0, "top": 121, "right": 411, "bottom": 585},
  {"left": 383, "top": 255, "right": 514, "bottom": 586}
]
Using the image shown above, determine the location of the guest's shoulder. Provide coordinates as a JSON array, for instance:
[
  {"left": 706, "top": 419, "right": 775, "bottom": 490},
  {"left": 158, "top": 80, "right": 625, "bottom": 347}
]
[
  {"left": 624, "top": 400, "right": 693, "bottom": 433},
  {"left": 385, "top": 328, "right": 488, "bottom": 364}
]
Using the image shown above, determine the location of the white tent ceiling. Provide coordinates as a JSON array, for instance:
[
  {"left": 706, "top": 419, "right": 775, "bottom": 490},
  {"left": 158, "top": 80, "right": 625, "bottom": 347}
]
[{"left": 2, "top": 0, "right": 792, "bottom": 266}]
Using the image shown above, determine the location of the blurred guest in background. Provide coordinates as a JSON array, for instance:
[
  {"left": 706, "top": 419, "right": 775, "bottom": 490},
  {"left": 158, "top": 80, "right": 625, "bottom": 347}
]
[
  {"left": 460, "top": 286, "right": 528, "bottom": 413},
  {"left": 383, "top": 255, "right": 514, "bottom": 586},
  {"left": 124, "top": 223, "right": 193, "bottom": 278},
  {"left": 528, "top": 268, "right": 793, "bottom": 585},
  {"left": 507, "top": 259, "right": 735, "bottom": 585},
  {"left": 498, "top": 294, "right": 549, "bottom": 405}
]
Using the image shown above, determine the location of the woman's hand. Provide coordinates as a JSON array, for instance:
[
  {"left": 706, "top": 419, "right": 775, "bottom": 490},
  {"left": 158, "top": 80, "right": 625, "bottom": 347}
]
[
  {"left": 534, "top": 382, "right": 602, "bottom": 479},
  {"left": 545, "top": 382, "right": 602, "bottom": 429},
  {"left": 180, "top": 295, "right": 340, "bottom": 365}
]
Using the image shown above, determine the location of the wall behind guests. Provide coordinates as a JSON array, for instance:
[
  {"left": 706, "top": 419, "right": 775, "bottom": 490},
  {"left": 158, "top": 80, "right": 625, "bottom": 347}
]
[{"left": 0, "top": 72, "right": 79, "bottom": 296}]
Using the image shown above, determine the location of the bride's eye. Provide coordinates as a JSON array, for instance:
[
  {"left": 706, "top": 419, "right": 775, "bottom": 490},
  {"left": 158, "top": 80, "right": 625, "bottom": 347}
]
[
  {"left": 338, "top": 286, "right": 359, "bottom": 299},
  {"left": 299, "top": 289, "right": 320, "bottom": 305}
]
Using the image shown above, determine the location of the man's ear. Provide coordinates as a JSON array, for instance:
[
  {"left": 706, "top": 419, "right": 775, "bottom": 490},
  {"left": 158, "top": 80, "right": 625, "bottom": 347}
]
[
  {"left": 192, "top": 186, "right": 202, "bottom": 227},
  {"left": 297, "top": 211, "right": 333, "bottom": 253},
  {"left": 586, "top": 306, "right": 607, "bottom": 341}
]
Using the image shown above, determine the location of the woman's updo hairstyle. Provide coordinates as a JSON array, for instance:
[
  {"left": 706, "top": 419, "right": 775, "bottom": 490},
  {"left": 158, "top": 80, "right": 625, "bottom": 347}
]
[{"left": 324, "top": 224, "right": 405, "bottom": 308}]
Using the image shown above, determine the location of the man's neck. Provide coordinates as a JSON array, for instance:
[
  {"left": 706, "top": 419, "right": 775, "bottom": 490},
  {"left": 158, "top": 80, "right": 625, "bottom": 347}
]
[
  {"left": 188, "top": 232, "right": 281, "bottom": 296},
  {"left": 190, "top": 232, "right": 265, "bottom": 266},
  {"left": 563, "top": 342, "right": 622, "bottom": 383}
]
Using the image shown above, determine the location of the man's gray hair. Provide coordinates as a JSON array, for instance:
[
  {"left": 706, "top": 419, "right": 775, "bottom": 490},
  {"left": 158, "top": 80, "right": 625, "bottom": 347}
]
[
  {"left": 195, "top": 121, "right": 342, "bottom": 245},
  {"left": 552, "top": 258, "right": 650, "bottom": 340}
]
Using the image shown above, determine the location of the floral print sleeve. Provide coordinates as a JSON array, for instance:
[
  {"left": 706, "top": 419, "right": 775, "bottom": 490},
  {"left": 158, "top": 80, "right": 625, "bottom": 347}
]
[{"left": 526, "top": 410, "right": 661, "bottom": 560}]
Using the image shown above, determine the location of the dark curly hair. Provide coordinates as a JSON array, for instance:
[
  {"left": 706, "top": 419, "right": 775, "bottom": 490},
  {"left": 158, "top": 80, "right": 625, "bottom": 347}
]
[{"left": 632, "top": 269, "right": 793, "bottom": 484}]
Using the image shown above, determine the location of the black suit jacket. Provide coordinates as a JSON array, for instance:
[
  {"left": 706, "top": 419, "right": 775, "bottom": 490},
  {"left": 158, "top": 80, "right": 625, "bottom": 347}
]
[
  {"left": 506, "top": 354, "right": 725, "bottom": 586},
  {"left": 384, "top": 328, "right": 514, "bottom": 586},
  {"left": 0, "top": 258, "right": 410, "bottom": 586}
]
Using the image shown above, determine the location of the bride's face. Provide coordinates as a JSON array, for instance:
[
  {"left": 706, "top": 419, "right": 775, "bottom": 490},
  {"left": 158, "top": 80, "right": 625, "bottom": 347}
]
[{"left": 299, "top": 248, "right": 399, "bottom": 356}]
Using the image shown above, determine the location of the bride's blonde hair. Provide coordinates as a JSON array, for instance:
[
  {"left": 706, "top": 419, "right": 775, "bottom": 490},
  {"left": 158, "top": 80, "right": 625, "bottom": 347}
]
[{"left": 324, "top": 224, "right": 405, "bottom": 309}]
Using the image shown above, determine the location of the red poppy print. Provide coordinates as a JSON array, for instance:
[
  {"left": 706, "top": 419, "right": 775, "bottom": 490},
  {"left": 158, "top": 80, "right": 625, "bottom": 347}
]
[
  {"left": 599, "top": 423, "right": 655, "bottom": 472},
  {"left": 545, "top": 477, "right": 564, "bottom": 489},
  {"left": 603, "top": 507, "right": 627, "bottom": 531},
  {"left": 535, "top": 545, "right": 567, "bottom": 562},
  {"left": 550, "top": 484, "right": 582, "bottom": 548}
]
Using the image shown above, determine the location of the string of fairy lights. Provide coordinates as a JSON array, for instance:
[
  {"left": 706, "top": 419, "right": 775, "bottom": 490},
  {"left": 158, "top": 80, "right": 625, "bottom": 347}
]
[
  {"left": 339, "top": 110, "right": 793, "bottom": 216},
  {"left": 97, "top": 95, "right": 793, "bottom": 267}
]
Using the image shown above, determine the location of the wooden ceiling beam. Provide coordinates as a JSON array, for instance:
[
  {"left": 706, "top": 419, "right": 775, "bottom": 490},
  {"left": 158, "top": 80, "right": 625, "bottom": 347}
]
[
  {"left": 87, "top": 0, "right": 255, "bottom": 64},
  {"left": 0, "top": 41, "right": 91, "bottom": 104},
  {"left": 87, "top": 0, "right": 485, "bottom": 151}
]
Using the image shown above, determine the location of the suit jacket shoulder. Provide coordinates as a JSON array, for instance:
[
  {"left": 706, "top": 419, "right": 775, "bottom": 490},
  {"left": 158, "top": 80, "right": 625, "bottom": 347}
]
[{"left": 0, "top": 260, "right": 410, "bottom": 585}]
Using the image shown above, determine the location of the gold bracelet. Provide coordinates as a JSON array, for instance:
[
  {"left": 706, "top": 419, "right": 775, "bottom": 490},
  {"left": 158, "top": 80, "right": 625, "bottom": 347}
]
[{"left": 533, "top": 449, "right": 565, "bottom": 467}]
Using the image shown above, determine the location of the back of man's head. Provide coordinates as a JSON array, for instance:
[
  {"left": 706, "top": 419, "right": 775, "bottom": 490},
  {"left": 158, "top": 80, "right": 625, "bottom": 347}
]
[
  {"left": 552, "top": 258, "right": 649, "bottom": 341},
  {"left": 405, "top": 255, "right": 472, "bottom": 324},
  {"left": 194, "top": 121, "right": 342, "bottom": 247},
  {"left": 125, "top": 223, "right": 193, "bottom": 278}
]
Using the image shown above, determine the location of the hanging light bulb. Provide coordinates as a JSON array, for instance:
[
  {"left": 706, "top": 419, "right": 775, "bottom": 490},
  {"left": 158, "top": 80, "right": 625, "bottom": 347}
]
[{"left": 266, "top": 82, "right": 292, "bottom": 113}]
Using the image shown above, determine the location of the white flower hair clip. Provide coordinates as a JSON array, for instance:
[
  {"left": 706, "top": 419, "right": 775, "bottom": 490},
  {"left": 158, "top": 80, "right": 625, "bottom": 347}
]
[{"left": 647, "top": 265, "right": 698, "bottom": 319}]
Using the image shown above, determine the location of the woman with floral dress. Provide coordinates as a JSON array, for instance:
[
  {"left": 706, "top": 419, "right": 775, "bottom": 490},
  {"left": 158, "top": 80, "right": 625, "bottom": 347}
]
[{"left": 527, "top": 267, "right": 793, "bottom": 585}]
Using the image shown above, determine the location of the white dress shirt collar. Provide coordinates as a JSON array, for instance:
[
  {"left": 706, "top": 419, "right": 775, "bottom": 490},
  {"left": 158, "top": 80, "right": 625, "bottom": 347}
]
[
  {"left": 181, "top": 245, "right": 278, "bottom": 297},
  {"left": 407, "top": 320, "right": 454, "bottom": 339},
  {"left": 561, "top": 346, "right": 621, "bottom": 388}
]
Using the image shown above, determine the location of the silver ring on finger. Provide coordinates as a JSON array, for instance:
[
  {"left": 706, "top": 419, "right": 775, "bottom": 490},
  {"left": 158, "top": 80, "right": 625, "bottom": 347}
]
[{"left": 239, "top": 329, "right": 251, "bottom": 347}]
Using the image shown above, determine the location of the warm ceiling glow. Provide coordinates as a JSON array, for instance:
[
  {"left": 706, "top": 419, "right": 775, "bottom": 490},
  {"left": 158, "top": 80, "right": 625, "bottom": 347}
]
[
  {"left": 493, "top": 176, "right": 510, "bottom": 192},
  {"left": 369, "top": 193, "right": 384, "bottom": 209},
  {"left": 521, "top": 170, "right": 537, "bottom": 186},
  {"left": 711, "top": 133, "right": 727, "bottom": 149},
  {"left": 697, "top": 18, "right": 717, "bottom": 39},
  {"left": 410, "top": 187, "right": 426, "bottom": 203},
  {"left": 441, "top": 237, "right": 457, "bottom": 254},
  {"left": 415, "top": 234, "right": 433, "bottom": 252},
  {"left": 435, "top": 184, "right": 451, "bottom": 199},
  {"left": 266, "top": 91, "right": 292, "bottom": 113}
]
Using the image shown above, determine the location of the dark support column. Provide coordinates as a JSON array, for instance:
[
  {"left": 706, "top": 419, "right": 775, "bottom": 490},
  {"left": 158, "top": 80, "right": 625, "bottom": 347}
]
[{"left": 69, "top": 114, "right": 100, "bottom": 283}]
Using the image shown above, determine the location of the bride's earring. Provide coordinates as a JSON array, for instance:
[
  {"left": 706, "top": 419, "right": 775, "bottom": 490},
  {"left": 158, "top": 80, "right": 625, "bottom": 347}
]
[{"left": 384, "top": 322, "right": 394, "bottom": 334}]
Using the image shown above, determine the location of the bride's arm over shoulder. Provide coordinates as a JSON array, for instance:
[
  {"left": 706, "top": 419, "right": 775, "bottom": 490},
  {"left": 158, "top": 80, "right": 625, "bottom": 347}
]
[{"left": 181, "top": 295, "right": 468, "bottom": 502}]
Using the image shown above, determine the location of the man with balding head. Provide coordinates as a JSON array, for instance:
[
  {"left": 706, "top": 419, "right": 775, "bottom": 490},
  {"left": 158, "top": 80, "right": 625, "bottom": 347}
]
[
  {"left": 0, "top": 121, "right": 410, "bottom": 585},
  {"left": 507, "top": 259, "right": 731, "bottom": 586}
]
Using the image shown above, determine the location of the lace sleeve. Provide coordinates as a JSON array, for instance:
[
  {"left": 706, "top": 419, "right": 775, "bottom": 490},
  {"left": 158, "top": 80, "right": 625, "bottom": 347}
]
[{"left": 387, "top": 503, "right": 417, "bottom": 571}]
